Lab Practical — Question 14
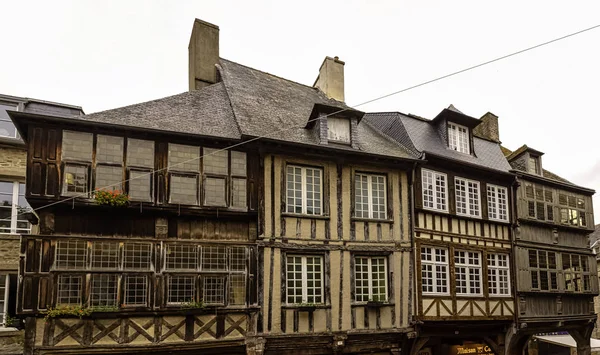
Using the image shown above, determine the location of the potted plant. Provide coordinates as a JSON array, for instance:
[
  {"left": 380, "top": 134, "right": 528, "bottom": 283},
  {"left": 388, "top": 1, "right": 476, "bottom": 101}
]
[
  {"left": 366, "top": 295, "right": 386, "bottom": 308},
  {"left": 94, "top": 189, "right": 130, "bottom": 207}
]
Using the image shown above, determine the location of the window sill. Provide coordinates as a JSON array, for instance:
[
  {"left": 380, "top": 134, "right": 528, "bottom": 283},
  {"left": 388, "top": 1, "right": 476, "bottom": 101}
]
[
  {"left": 488, "top": 294, "right": 513, "bottom": 298},
  {"left": 281, "top": 213, "right": 329, "bottom": 220},
  {"left": 282, "top": 304, "right": 330, "bottom": 311},
  {"left": 351, "top": 217, "right": 393, "bottom": 224},
  {"left": 455, "top": 294, "right": 484, "bottom": 298},
  {"left": 421, "top": 293, "right": 451, "bottom": 297},
  {"left": 422, "top": 207, "right": 449, "bottom": 214},
  {"left": 351, "top": 301, "right": 394, "bottom": 308}
]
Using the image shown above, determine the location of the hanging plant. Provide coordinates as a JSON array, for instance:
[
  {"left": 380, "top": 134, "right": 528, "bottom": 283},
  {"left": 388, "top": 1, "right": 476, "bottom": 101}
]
[{"left": 94, "top": 189, "right": 130, "bottom": 207}]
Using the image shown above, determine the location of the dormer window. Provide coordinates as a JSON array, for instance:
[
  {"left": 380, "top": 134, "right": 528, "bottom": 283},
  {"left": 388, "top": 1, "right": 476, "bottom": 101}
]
[
  {"left": 448, "top": 122, "right": 469, "bottom": 153},
  {"left": 327, "top": 117, "right": 351, "bottom": 144},
  {"left": 529, "top": 156, "right": 541, "bottom": 175}
]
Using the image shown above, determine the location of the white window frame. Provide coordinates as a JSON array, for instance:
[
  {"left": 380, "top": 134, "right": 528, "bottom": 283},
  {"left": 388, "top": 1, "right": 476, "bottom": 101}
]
[
  {"left": 487, "top": 253, "right": 511, "bottom": 296},
  {"left": 421, "top": 169, "right": 448, "bottom": 212},
  {"left": 286, "top": 165, "right": 323, "bottom": 216},
  {"left": 0, "top": 102, "right": 19, "bottom": 139},
  {"left": 354, "top": 173, "right": 387, "bottom": 219},
  {"left": 0, "top": 275, "right": 8, "bottom": 326},
  {"left": 286, "top": 255, "right": 324, "bottom": 305},
  {"left": 421, "top": 246, "right": 449, "bottom": 295},
  {"left": 354, "top": 256, "right": 388, "bottom": 302},
  {"left": 454, "top": 250, "right": 483, "bottom": 296},
  {"left": 455, "top": 177, "right": 481, "bottom": 218},
  {"left": 0, "top": 181, "right": 31, "bottom": 235},
  {"left": 448, "top": 122, "right": 470, "bottom": 154},
  {"left": 487, "top": 184, "right": 509, "bottom": 222}
]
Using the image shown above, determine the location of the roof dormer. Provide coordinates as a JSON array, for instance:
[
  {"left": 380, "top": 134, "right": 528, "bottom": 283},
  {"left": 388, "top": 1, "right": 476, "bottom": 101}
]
[
  {"left": 305, "top": 103, "right": 363, "bottom": 149},
  {"left": 506, "top": 145, "right": 544, "bottom": 176},
  {"left": 432, "top": 104, "right": 482, "bottom": 155}
]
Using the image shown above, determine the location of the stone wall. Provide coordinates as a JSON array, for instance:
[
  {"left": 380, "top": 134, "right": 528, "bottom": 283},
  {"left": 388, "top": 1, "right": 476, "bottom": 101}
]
[
  {"left": 0, "top": 236, "right": 20, "bottom": 272},
  {"left": 0, "top": 146, "right": 26, "bottom": 180}
]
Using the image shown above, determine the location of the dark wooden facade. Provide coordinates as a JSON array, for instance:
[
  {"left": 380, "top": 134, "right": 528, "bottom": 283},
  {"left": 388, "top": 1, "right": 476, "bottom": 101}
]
[
  {"left": 13, "top": 115, "right": 260, "bottom": 354},
  {"left": 505, "top": 147, "right": 598, "bottom": 355}
]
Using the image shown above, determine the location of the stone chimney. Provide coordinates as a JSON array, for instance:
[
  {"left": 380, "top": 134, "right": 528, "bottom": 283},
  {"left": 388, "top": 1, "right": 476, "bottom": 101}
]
[
  {"left": 188, "top": 19, "right": 220, "bottom": 91},
  {"left": 473, "top": 112, "right": 500, "bottom": 143},
  {"left": 313, "top": 56, "right": 345, "bottom": 102}
]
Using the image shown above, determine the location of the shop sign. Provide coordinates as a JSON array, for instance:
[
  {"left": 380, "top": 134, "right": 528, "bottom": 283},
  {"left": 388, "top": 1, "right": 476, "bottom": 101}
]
[{"left": 449, "top": 344, "right": 494, "bottom": 355}]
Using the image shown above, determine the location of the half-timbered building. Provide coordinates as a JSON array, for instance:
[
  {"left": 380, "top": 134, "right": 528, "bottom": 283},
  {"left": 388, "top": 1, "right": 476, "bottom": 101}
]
[
  {"left": 366, "top": 108, "right": 516, "bottom": 355},
  {"left": 502, "top": 145, "right": 598, "bottom": 355}
]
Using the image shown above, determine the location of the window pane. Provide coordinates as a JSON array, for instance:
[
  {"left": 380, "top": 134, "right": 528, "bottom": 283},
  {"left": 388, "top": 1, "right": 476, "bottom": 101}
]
[
  {"left": 354, "top": 174, "right": 368, "bottom": 218},
  {"left": 422, "top": 170, "right": 434, "bottom": 209},
  {"left": 229, "top": 274, "right": 246, "bottom": 305},
  {"left": 124, "top": 275, "right": 148, "bottom": 306},
  {"left": 128, "top": 170, "right": 152, "bottom": 202},
  {"left": 203, "top": 277, "right": 225, "bottom": 304},
  {"left": 0, "top": 104, "right": 18, "bottom": 138},
  {"left": 229, "top": 247, "right": 247, "bottom": 271},
  {"left": 305, "top": 168, "right": 322, "bottom": 215},
  {"left": 91, "top": 242, "right": 119, "bottom": 269},
  {"left": 127, "top": 138, "right": 155, "bottom": 168},
  {"left": 204, "top": 177, "right": 226, "bottom": 206},
  {"left": 90, "top": 274, "right": 118, "bottom": 307},
  {"left": 201, "top": 246, "right": 226, "bottom": 271},
  {"left": 63, "top": 164, "right": 88, "bottom": 196},
  {"left": 203, "top": 148, "right": 228, "bottom": 175},
  {"left": 55, "top": 240, "right": 87, "bottom": 269},
  {"left": 62, "top": 131, "right": 93, "bottom": 161},
  {"left": 166, "top": 244, "right": 198, "bottom": 271},
  {"left": 168, "top": 144, "right": 199, "bottom": 172},
  {"left": 286, "top": 166, "right": 302, "bottom": 214},
  {"left": 169, "top": 175, "right": 198, "bottom": 205},
  {"left": 231, "top": 151, "right": 247, "bottom": 176},
  {"left": 168, "top": 276, "right": 195, "bottom": 304},
  {"left": 96, "top": 135, "right": 124, "bottom": 164},
  {"left": 57, "top": 275, "right": 82, "bottom": 306},
  {"left": 231, "top": 178, "right": 247, "bottom": 208},
  {"left": 123, "top": 243, "right": 152, "bottom": 270},
  {"left": 95, "top": 165, "right": 123, "bottom": 192}
]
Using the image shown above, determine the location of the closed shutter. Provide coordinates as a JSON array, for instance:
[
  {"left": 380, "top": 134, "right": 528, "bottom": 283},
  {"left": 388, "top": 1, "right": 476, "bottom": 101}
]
[
  {"left": 516, "top": 247, "right": 532, "bottom": 292},
  {"left": 589, "top": 255, "right": 599, "bottom": 294}
]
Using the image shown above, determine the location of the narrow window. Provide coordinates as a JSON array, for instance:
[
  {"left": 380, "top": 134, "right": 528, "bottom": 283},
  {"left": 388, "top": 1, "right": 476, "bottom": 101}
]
[
  {"left": 95, "top": 135, "right": 124, "bottom": 192},
  {"left": 455, "top": 177, "right": 480, "bottom": 217},
  {"left": 354, "top": 256, "right": 388, "bottom": 302},
  {"left": 203, "top": 277, "right": 225, "bottom": 304},
  {"left": 286, "top": 255, "right": 324, "bottom": 304},
  {"left": 454, "top": 250, "right": 482, "bottom": 296},
  {"left": 0, "top": 181, "right": 31, "bottom": 234},
  {"left": 421, "top": 247, "right": 449, "bottom": 294},
  {"left": 126, "top": 138, "right": 154, "bottom": 202},
  {"left": 0, "top": 275, "right": 7, "bottom": 325},
  {"left": 487, "top": 184, "right": 508, "bottom": 221},
  {"left": 124, "top": 275, "right": 148, "bottom": 306},
  {"left": 57, "top": 275, "right": 82, "bottom": 306},
  {"left": 354, "top": 173, "right": 387, "bottom": 219},
  {"left": 487, "top": 253, "right": 510, "bottom": 296},
  {"left": 203, "top": 148, "right": 228, "bottom": 207},
  {"left": 168, "top": 275, "right": 196, "bottom": 304},
  {"left": 286, "top": 165, "right": 323, "bottom": 215},
  {"left": 90, "top": 274, "right": 118, "bottom": 307},
  {"left": 168, "top": 144, "right": 200, "bottom": 205},
  {"left": 229, "top": 274, "right": 246, "bottom": 305},
  {"left": 421, "top": 169, "right": 447, "bottom": 212},
  {"left": 61, "top": 131, "right": 93, "bottom": 196},
  {"left": 448, "top": 123, "right": 470, "bottom": 153},
  {"left": 528, "top": 156, "right": 540, "bottom": 174},
  {"left": 0, "top": 103, "right": 19, "bottom": 139}
]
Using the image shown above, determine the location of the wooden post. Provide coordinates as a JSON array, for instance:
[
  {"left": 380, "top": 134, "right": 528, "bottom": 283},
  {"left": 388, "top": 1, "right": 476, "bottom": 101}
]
[{"left": 23, "top": 317, "right": 36, "bottom": 355}]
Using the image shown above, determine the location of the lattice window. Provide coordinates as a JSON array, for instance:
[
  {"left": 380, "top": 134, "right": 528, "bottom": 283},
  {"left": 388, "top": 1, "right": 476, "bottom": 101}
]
[
  {"left": 57, "top": 275, "right": 82, "bottom": 306},
  {"left": 488, "top": 253, "right": 510, "bottom": 296},
  {"left": 203, "top": 276, "right": 225, "bottom": 304},
  {"left": 62, "top": 131, "right": 93, "bottom": 162},
  {"left": 166, "top": 244, "right": 198, "bottom": 271},
  {"left": 487, "top": 184, "right": 508, "bottom": 221},
  {"left": 203, "top": 148, "right": 228, "bottom": 175},
  {"left": 168, "top": 144, "right": 200, "bottom": 172},
  {"left": 354, "top": 173, "right": 387, "bottom": 219},
  {"left": 55, "top": 240, "right": 88, "bottom": 269},
  {"left": 91, "top": 242, "right": 119, "bottom": 269},
  {"left": 95, "top": 165, "right": 123, "bottom": 192},
  {"left": 169, "top": 174, "right": 198, "bottom": 205},
  {"left": 168, "top": 275, "right": 195, "bottom": 304},
  {"left": 421, "top": 246, "right": 448, "bottom": 294},
  {"left": 231, "top": 178, "right": 247, "bottom": 209},
  {"left": 230, "top": 151, "right": 247, "bottom": 176},
  {"left": 201, "top": 246, "right": 226, "bottom": 271},
  {"left": 128, "top": 169, "right": 152, "bottom": 202},
  {"left": 62, "top": 164, "right": 89, "bottom": 196},
  {"left": 229, "top": 274, "right": 246, "bottom": 305},
  {"left": 123, "top": 243, "right": 152, "bottom": 270},
  {"left": 127, "top": 139, "right": 155, "bottom": 168},
  {"left": 455, "top": 177, "right": 480, "bottom": 217},
  {"left": 286, "top": 255, "right": 323, "bottom": 304},
  {"left": 448, "top": 122, "right": 469, "bottom": 153},
  {"left": 354, "top": 256, "right": 388, "bottom": 302},
  {"left": 286, "top": 165, "right": 322, "bottom": 215},
  {"left": 96, "top": 135, "right": 124, "bottom": 165},
  {"left": 229, "top": 247, "right": 246, "bottom": 271},
  {"left": 529, "top": 249, "right": 558, "bottom": 291},
  {"left": 454, "top": 250, "right": 482, "bottom": 295},
  {"left": 124, "top": 275, "right": 148, "bottom": 306},
  {"left": 204, "top": 177, "right": 227, "bottom": 206},
  {"left": 422, "top": 169, "right": 447, "bottom": 212},
  {"left": 90, "top": 274, "right": 118, "bottom": 307},
  {"left": 562, "top": 253, "right": 591, "bottom": 292}
]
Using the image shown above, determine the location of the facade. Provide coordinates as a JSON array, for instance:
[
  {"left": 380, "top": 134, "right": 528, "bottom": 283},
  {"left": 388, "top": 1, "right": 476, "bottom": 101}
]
[
  {"left": 0, "top": 94, "right": 82, "bottom": 329},
  {"left": 502, "top": 145, "right": 598, "bottom": 354},
  {"left": 366, "top": 109, "right": 516, "bottom": 355}
]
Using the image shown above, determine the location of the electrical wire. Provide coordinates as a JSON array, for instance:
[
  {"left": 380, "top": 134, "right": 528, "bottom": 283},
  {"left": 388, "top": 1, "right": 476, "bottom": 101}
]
[{"left": 2, "top": 22, "right": 600, "bottom": 223}]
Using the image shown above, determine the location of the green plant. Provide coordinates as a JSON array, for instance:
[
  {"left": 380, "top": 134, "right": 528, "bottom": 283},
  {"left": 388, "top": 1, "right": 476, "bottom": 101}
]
[
  {"left": 181, "top": 300, "right": 206, "bottom": 309},
  {"left": 43, "top": 305, "right": 120, "bottom": 320},
  {"left": 4, "top": 315, "right": 16, "bottom": 326},
  {"left": 94, "top": 189, "right": 130, "bottom": 207},
  {"left": 369, "top": 295, "right": 385, "bottom": 302}
]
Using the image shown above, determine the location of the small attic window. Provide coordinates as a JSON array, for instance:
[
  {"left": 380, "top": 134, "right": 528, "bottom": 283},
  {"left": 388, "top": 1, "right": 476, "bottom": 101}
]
[
  {"left": 327, "top": 117, "right": 351, "bottom": 144},
  {"left": 448, "top": 122, "right": 469, "bottom": 153},
  {"left": 528, "top": 156, "right": 541, "bottom": 175}
]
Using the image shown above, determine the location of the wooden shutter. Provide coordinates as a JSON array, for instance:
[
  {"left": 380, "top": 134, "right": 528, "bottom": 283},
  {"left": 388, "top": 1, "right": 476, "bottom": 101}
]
[
  {"left": 516, "top": 247, "right": 532, "bottom": 292},
  {"left": 589, "top": 255, "right": 599, "bottom": 294}
]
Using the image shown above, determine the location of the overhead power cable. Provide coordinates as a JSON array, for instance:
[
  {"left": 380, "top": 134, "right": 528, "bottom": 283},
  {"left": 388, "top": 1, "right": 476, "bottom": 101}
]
[{"left": 2, "top": 22, "right": 600, "bottom": 223}]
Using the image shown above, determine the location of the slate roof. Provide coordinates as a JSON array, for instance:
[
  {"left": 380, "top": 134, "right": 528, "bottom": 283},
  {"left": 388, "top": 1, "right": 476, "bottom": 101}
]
[
  {"left": 78, "top": 82, "right": 241, "bottom": 139},
  {"left": 501, "top": 145, "right": 573, "bottom": 184},
  {"left": 60, "top": 58, "right": 415, "bottom": 160},
  {"left": 364, "top": 112, "right": 512, "bottom": 173}
]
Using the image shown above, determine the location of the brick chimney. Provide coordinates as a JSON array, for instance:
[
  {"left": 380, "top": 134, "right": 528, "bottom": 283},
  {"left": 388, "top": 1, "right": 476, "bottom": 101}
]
[
  {"left": 188, "top": 19, "right": 220, "bottom": 91},
  {"left": 313, "top": 56, "right": 345, "bottom": 102},
  {"left": 473, "top": 112, "right": 500, "bottom": 143}
]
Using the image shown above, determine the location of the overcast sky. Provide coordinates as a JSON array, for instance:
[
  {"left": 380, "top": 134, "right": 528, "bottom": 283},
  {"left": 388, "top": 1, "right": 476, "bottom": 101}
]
[{"left": 1, "top": 0, "right": 600, "bottom": 222}]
